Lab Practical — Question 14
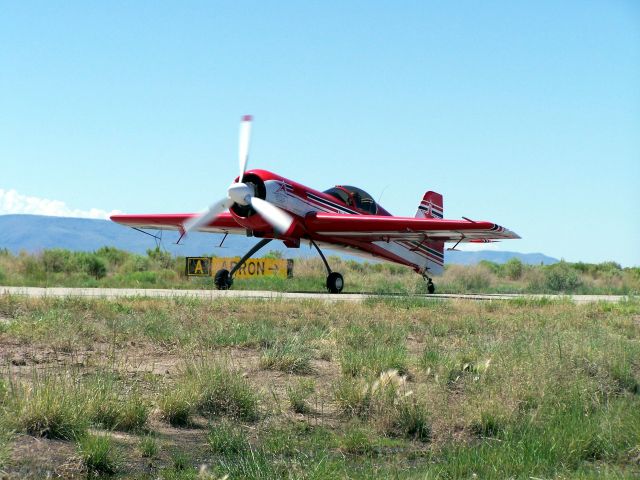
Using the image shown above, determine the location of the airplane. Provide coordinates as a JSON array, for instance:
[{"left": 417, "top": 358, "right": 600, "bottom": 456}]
[{"left": 111, "top": 115, "right": 520, "bottom": 294}]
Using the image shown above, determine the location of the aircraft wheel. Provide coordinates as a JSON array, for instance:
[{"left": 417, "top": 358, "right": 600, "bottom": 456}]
[
  {"left": 326, "top": 272, "right": 344, "bottom": 294},
  {"left": 427, "top": 280, "right": 435, "bottom": 294},
  {"left": 214, "top": 269, "right": 233, "bottom": 290}
]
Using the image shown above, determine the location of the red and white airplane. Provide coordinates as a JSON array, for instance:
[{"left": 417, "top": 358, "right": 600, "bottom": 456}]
[{"left": 111, "top": 116, "right": 519, "bottom": 293}]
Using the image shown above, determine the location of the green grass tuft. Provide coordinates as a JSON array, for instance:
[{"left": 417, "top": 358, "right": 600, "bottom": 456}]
[
  {"left": 286, "top": 378, "right": 316, "bottom": 414},
  {"left": 10, "top": 373, "right": 89, "bottom": 440},
  {"left": 259, "top": 337, "right": 314, "bottom": 374},
  {"left": 158, "top": 388, "right": 194, "bottom": 427},
  {"left": 138, "top": 434, "right": 159, "bottom": 458},
  {"left": 76, "top": 433, "right": 120, "bottom": 476},
  {"left": 208, "top": 421, "right": 250, "bottom": 455}
]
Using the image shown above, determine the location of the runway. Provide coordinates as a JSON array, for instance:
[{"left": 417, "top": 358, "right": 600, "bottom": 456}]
[{"left": 0, "top": 286, "right": 630, "bottom": 304}]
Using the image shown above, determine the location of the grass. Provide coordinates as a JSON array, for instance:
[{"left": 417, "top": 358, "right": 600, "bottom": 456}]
[
  {"left": 260, "top": 337, "right": 314, "bottom": 374},
  {"left": 0, "top": 295, "right": 638, "bottom": 477},
  {"left": 76, "top": 433, "right": 120, "bottom": 476},
  {"left": 1, "top": 246, "right": 639, "bottom": 295},
  {"left": 138, "top": 434, "right": 159, "bottom": 458},
  {"left": 286, "top": 378, "right": 316, "bottom": 414},
  {"left": 207, "top": 420, "right": 250, "bottom": 454},
  {"left": 8, "top": 371, "right": 89, "bottom": 440},
  {"left": 158, "top": 360, "right": 260, "bottom": 424}
]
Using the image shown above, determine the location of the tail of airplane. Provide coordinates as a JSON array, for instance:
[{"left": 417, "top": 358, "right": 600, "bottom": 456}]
[{"left": 415, "top": 191, "right": 443, "bottom": 219}]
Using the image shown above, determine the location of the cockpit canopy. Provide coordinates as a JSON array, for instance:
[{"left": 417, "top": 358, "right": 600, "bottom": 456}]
[{"left": 323, "top": 185, "right": 378, "bottom": 214}]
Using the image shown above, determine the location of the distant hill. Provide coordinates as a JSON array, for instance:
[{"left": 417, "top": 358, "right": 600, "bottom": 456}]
[{"left": 0, "top": 214, "right": 557, "bottom": 265}]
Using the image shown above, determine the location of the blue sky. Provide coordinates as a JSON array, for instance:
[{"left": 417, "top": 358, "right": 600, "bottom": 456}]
[{"left": 1, "top": 1, "right": 639, "bottom": 266}]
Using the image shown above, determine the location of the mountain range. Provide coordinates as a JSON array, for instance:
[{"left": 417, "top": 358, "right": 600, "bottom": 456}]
[{"left": 0, "top": 214, "right": 558, "bottom": 265}]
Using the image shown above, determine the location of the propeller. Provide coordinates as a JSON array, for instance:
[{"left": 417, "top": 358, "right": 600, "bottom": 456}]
[{"left": 183, "top": 116, "right": 294, "bottom": 236}]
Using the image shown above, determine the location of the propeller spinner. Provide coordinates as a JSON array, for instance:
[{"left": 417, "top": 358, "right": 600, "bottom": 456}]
[{"left": 182, "top": 116, "right": 294, "bottom": 236}]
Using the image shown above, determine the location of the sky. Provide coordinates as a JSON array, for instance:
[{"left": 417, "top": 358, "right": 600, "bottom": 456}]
[{"left": 1, "top": 1, "right": 639, "bottom": 266}]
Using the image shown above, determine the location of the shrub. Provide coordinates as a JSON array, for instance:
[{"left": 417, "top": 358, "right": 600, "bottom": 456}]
[
  {"left": 77, "top": 433, "right": 120, "bottom": 476},
  {"left": 84, "top": 254, "right": 107, "bottom": 279},
  {"left": 147, "top": 247, "right": 174, "bottom": 269},
  {"left": 42, "top": 249, "right": 76, "bottom": 273},
  {"left": 545, "top": 262, "right": 582, "bottom": 292},
  {"left": 503, "top": 258, "right": 524, "bottom": 280},
  {"left": 95, "top": 246, "right": 130, "bottom": 267}
]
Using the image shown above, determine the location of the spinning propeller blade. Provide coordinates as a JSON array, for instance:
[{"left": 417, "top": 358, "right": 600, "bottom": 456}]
[
  {"left": 250, "top": 197, "right": 294, "bottom": 234},
  {"left": 182, "top": 115, "right": 294, "bottom": 237},
  {"left": 238, "top": 115, "right": 252, "bottom": 182},
  {"left": 183, "top": 198, "right": 231, "bottom": 234}
]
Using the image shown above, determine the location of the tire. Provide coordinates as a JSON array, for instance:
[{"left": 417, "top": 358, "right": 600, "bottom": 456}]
[
  {"left": 326, "top": 272, "right": 344, "bottom": 294},
  {"left": 214, "top": 269, "right": 233, "bottom": 290},
  {"left": 427, "top": 281, "right": 435, "bottom": 294}
]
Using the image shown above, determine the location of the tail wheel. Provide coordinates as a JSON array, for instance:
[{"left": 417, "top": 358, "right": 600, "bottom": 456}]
[
  {"left": 326, "top": 272, "right": 344, "bottom": 294},
  {"left": 214, "top": 269, "right": 233, "bottom": 290},
  {"left": 427, "top": 280, "right": 435, "bottom": 294}
]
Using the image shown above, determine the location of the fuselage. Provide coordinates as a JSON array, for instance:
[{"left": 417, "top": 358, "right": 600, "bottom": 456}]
[{"left": 230, "top": 169, "right": 444, "bottom": 275}]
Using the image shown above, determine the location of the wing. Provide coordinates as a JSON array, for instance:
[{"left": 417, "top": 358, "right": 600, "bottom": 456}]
[
  {"left": 304, "top": 213, "right": 519, "bottom": 242},
  {"left": 110, "top": 213, "right": 244, "bottom": 234}
]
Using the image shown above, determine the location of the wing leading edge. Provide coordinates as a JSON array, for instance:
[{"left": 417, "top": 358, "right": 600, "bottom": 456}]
[
  {"left": 304, "top": 213, "right": 520, "bottom": 243},
  {"left": 110, "top": 213, "right": 244, "bottom": 234}
]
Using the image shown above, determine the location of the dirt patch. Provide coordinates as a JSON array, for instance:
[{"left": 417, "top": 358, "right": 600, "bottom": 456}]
[{"left": 6, "top": 435, "right": 82, "bottom": 479}]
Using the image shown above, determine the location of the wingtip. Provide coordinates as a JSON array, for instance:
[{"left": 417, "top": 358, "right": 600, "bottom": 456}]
[{"left": 242, "top": 114, "right": 253, "bottom": 122}]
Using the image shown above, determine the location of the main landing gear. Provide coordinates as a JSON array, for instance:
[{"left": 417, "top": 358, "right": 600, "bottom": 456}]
[
  {"left": 310, "top": 239, "right": 343, "bottom": 293},
  {"left": 213, "top": 238, "right": 344, "bottom": 294},
  {"left": 423, "top": 273, "right": 436, "bottom": 294},
  {"left": 214, "top": 238, "right": 272, "bottom": 290}
]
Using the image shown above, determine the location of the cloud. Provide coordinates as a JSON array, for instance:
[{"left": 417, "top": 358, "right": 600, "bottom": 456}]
[{"left": 0, "top": 188, "right": 121, "bottom": 220}]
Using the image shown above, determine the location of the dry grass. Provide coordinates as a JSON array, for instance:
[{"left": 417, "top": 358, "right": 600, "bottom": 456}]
[{"left": 0, "top": 294, "right": 638, "bottom": 478}]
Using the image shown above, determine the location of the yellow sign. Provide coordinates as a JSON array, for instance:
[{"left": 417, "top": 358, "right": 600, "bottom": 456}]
[
  {"left": 185, "top": 257, "right": 212, "bottom": 276},
  {"left": 185, "top": 257, "right": 293, "bottom": 278},
  {"left": 211, "top": 257, "right": 292, "bottom": 279}
]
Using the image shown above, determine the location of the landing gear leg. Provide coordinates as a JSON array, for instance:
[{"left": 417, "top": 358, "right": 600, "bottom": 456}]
[
  {"left": 310, "top": 239, "right": 343, "bottom": 293},
  {"left": 423, "top": 273, "right": 435, "bottom": 294},
  {"left": 214, "top": 238, "right": 272, "bottom": 290}
]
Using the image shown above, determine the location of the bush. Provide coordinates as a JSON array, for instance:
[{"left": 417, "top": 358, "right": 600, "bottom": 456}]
[
  {"left": 95, "top": 246, "right": 130, "bottom": 267},
  {"left": 503, "top": 258, "right": 524, "bottom": 280},
  {"left": 545, "top": 262, "right": 582, "bottom": 292},
  {"left": 147, "top": 247, "right": 174, "bottom": 269},
  {"left": 84, "top": 255, "right": 107, "bottom": 279},
  {"left": 42, "top": 249, "right": 76, "bottom": 273}
]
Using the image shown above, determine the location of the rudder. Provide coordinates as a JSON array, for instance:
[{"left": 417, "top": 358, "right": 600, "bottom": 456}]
[{"left": 415, "top": 191, "right": 443, "bottom": 219}]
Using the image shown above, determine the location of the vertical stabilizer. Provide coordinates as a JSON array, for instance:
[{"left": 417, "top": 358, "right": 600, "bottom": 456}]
[{"left": 415, "top": 191, "right": 443, "bottom": 219}]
